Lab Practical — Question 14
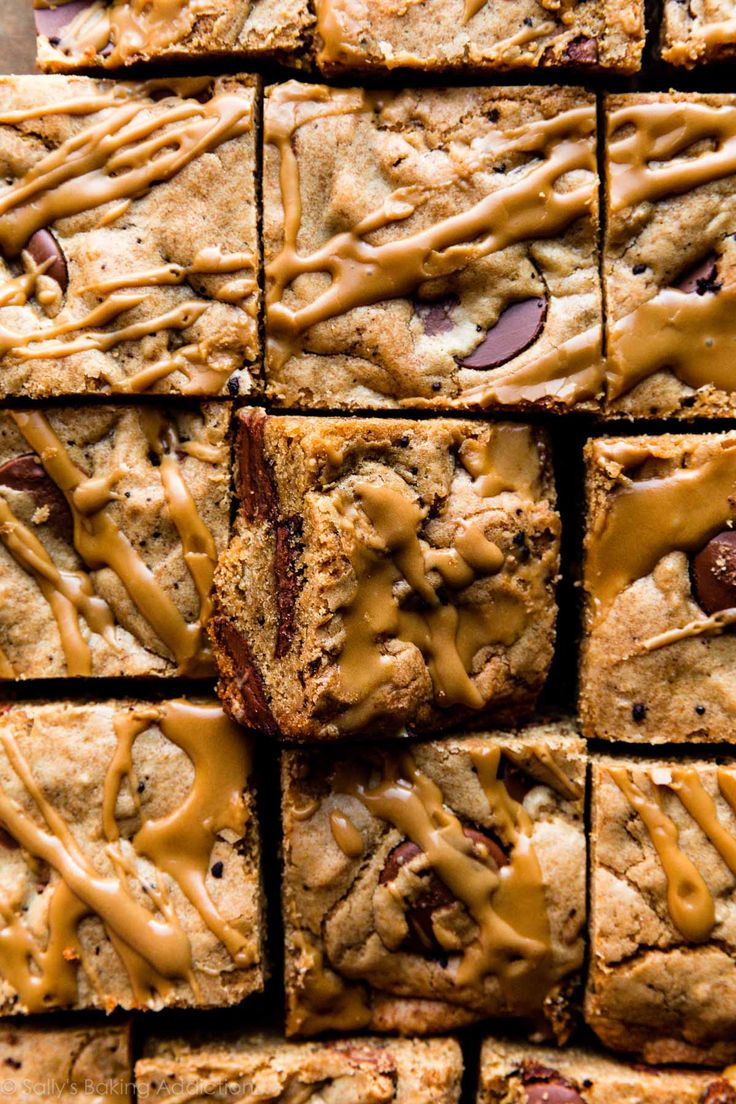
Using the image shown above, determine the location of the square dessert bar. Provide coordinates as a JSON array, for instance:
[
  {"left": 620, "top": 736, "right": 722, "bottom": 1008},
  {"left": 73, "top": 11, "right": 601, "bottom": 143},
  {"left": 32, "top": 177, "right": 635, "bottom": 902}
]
[
  {"left": 587, "top": 754, "right": 736, "bottom": 1066},
  {"left": 34, "top": 0, "right": 313, "bottom": 70},
  {"left": 477, "top": 1039, "right": 732, "bottom": 1102},
  {"left": 0, "top": 74, "right": 259, "bottom": 397},
  {"left": 263, "top": 82, "right": 602, "bottom": 413},
  {"left": 136, "top": 1034, "right": 462, "bottom": 1102},
  {"left": 0, "top": 698, "right": 264, "bottom": 1014},
  {"left": 0, "top": 1022, "right": 132, "bottom": 1102},
  {"left": 661, "top": 1, "right": 736, "bottom": 66},
  {"left": 604, "top": 93, "right": 736, "bottom": 419},
  {"left": 212, "top": 410, "right": 561, "bottom": 741},
  {"left": 0, "top": 402, "right": 231, "bottom": 679},
  {"left": 281, "top": 722, "right": 586, "bottom": 1038},
  {"left": 314, "top": 0, "right": 643, "bottom": 74},
  {"left": 581, "top": 432, "right": 736, "bottom": 744}
]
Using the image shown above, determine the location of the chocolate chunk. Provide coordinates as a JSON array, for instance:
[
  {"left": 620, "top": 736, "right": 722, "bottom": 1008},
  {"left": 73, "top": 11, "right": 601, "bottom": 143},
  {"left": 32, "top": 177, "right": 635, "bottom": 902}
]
[
  {"left": 209, "top": 616, "right": 280, "bottom": 737},
  {"left": 274, "top": 516, "right": 302, "bottom": 659},
  {"left": 460, "top": 297, "right": 546, "bottom": 370},
  {"left": 676, "top": 253, "right": 721, "bottom": 296},
  {"left": 380, "top": 828, "right": 507, "bottom": 956},
  {"left": 0, "top": 453, "right": 71, "bottom": 541},
  {"left": 691, "top": 530, "right": 736, "bottom": 614},
  {"left": 701, "top": 1081, "right": 736, "bottom": 1104},
  {"left": 33, "top": 0, "right": 93, "bottom": 39},
  {"left": 522, "top": 1062, "right": 584, "bottom": 1104},
  {"left": 25, "top": 229, "right": 68, "bottom": 292},
  {"left": 415, "top": 296, "right": 459, "bottom": 336},
  {"left": 499, "top": 757, "right": 536, "bottom": 804},
  {"left": 564, "top": 35, "right": 598, "bottom": 63}
]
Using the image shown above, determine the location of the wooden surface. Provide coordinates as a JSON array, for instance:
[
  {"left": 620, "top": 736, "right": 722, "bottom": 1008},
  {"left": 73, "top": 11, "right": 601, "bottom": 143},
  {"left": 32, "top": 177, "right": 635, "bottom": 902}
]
[{"left": 1, "top": 0, "right": 39, "bottom": 75}]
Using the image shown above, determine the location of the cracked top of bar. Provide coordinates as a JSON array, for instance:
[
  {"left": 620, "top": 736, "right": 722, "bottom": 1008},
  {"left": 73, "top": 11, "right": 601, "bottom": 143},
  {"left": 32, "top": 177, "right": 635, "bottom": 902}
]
[{"left": 0, "top": 74, "right": 259, "bottom": 398}]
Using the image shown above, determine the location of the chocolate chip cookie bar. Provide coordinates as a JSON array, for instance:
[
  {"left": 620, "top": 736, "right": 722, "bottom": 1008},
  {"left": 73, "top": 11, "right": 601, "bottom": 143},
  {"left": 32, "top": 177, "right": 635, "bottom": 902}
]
[
  {"left": 281, "top": 722, "right": 586, "bottom": 1038},
  {"left": 661, "top": 1, "right": 736, "bottom": 65},
  {"left": 604, "top": 93, "right": 736, "bottom": 418},
  {"left": 0, "top": 1022, "right": 132, "bottom": 1102},
  {"left": 0, "top": 403, "right": 230, "bottom": 679},
  {"left": 580, "top": 433, "right": 736, "bottom": 744},
  {"left": 35, "top": 0, "right": 313, "bottom": 71},
  {"left": 136, "top": 1034, "right": 462, "bottom": 1102},
  {"left": 212, "top": 410, "right": 560, "bottom": 741},
  {"left": 586, "top": 753, "right": 736, "bottom": 1066},
  {"left": 314, "top": 0, "right": 643, "bottom": 74},
  {"left": 264, "top": 83, "right": 602, "bottom": 413},
  {"left": 0, "top": 698, "right": 264, "bottom": 1014},
  {"left": 0, "top": 74, "right": 259, "bottom": 397},
  {"left": 477, "top": 1039, "right": 732, "bottom": 1102}
]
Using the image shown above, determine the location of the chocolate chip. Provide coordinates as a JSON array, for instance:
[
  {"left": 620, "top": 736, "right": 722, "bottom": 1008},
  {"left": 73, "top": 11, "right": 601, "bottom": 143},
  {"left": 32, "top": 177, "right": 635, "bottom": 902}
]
[
  {"left": 701, "top": 1080, "right": 736, "bottom": 1104},
  {"left": 675, "top": 253, "right": 721, "bottom": 296},
  {"left": 415, "top": 296, "right": 459, "bottom": 336},
  {"left": 691, "top": 530, "right": 736, "bottom": 614},
  {"left": 522, "top": 1062, "right": 584, "bottom": 1104},
  {"left": 0, "top": 453, "right": 71, "bottom": 542},
  {"left": 632, "top": 703, "right": 646, "bottom": 722},
  {"left": 379, "top": 828, "right": 507, "bottom": 956},
  {"left": 227, "top": 376, "right": 240, "bottom": 396},
  {"left": 632, "top": 263, "right": 646, "bottom": 275},
  {"left": 211, "top": 861, "right": 224, "bottom": 879},
  {"left": 33, "top": 0, "right": 93, "bottom": 39},
  {"left": 25, "top": 229, "right": 68, "bottom": 292},
  {"left": 210, "top": 615, "right": 280, "bottom": 737},
  {"left": 460, "top": 297, "right": 546, "bottom": 370},
  {"left": 564, "top": 35, "right": 599, "bottom": 63},
  {"left": 695, "top": 704, "right": 706, "bottom": 716},
  {"left": 137, "top": 781, "right": 145, "bottom": 793},
  {"left": 274, "top": 516, "right": 302, "bottom": 659}
]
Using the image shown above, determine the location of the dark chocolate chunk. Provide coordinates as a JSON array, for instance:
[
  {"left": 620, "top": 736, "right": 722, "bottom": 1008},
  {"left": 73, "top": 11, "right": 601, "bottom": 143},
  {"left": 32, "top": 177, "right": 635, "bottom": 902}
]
[
  {"left": 564, "top": 35, "right": 599, "bottom": 63},
  {"left": 236, "top": 409, "right": 277, "bottom": 525},
  {"left": 415, "top": 296, "right": 458, "bottom": 336},
  {"left": 632, "top": 702, "right": 646, "bottom": 722},
  {"left": 379, "top": 828, "right": 507, "bottom": 956},
  {"left": 675, "top": 253, "right": 721, "bottom": 296},
  {"left": 33, "top": 0, "right": 93, "bottom": 39},
  {"left": 691, "top": 530, "right": 736, "bottom": 614},
  {"left": 209, "top": 616, "right": 280, "bottom": 737},
  {"left": 0, "top": 453, "right": 71, "bottom": 542},
  {"left": 274, "top": 516, "right": 302, "bottom": 659},
  {"left": 460, "top": 297, "right": 546, "bottom": 370},
  {"left": 211, "top": 861, "right": 224, "bottom": 879},
  {"left": 25, "top": 228, "right": 68, "bottom": 292},
  {"left": 701, "top": 1080, "right": 736, "bottom": 1104},
  {"left": 522, "top": 1062, "right": 585, "bottom": 1104}
]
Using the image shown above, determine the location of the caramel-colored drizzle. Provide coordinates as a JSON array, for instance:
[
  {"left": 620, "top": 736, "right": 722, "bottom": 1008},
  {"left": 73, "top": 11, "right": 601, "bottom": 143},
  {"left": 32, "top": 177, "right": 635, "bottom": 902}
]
[
  {"left": 329, "top": 810, "right": 364, "bottom": 859},
  {"left": 0, "top": 409, "right": 217, "bottom": 676},
  {"left": 585, "top": 438, "right": 736, "bottom": 625},
  {"left": 265, "top": 84, "right": 597, "bottom": 403},
  {"left": 606, "top": 101, "right": 736, "bottom": 400},
  {"left": 347, "top": 747, "right": 555, "bottom": 1010},
  {"left": 0, "top": 700, "right": 253, "bottom": 1012},
  {"left": 608, "top": 765, "right": 736, "bottom": 943},
  {"left": 38, "top": 0, "right": 216, "bottom": 67},
  {"left": 664, "top": 18, "right": 736, "bottom": 65},
  {"left": 0, "top": 85, "right": 254, "bottom": 393}
]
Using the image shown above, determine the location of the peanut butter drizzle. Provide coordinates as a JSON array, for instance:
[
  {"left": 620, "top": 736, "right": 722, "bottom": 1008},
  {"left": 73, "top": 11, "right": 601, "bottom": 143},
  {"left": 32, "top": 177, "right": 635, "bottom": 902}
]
[
  {"left": 664, "top": 19, "right": 736, "bottom": 65},
  {"left": 605, "top": 101, "right": 736, "bottom": 399},
  {"left": 346, "top": 748, "right": 554, "bottom": 1009},
  {"left": 460, "top": 425, "right": 542, "bottom": 500},
  {"left": 585, "top": 439, "right": 736, "bottom": 624},
  {"left": 4, "top": 409, "right": 216, "bottom": 675},
  {"left": 266, "top": 83, "right": 596, "bottom": 399},
  {"left": 609, "top": 765, "right": 736, "bottom": 942},
  {"left": 333, "top": 481, "right": 523, "bottom": 730},
  {"left": 0, "top": 84, "right": 253, "bottom": 393},
  {"left": 329, "top": 810, "right": 364, "bottom": 859},
  {"left": 0, "top": 700, "right": 252, "bottom": 1012}
]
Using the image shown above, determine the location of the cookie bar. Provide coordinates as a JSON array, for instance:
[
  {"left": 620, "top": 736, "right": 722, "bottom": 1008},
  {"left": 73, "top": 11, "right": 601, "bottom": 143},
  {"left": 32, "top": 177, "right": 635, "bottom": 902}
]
[
  {"left": 0, "top": 698, "right": 264, "bottom": 1014},
  {"left": 661, "top": 1, "right": 736, "bottom": 65},
  {"left": 586, "top": 753, "right": 736, "bottom": 1066},
  {"left": 263, "top": 82, "right": 602, "bottom": 413},
  {"left": 136, "top": 1034, "right": 462, "bottom": 1102},
  {"left": 212, "top": 410, "right": 560, "bottom": 741},
  {"left": 0, "top": 1022, "right": 132, "bottom": 1102},
  {"left": 0, "top": 74, "right": 259, "bottom": 397},
  {"left": 281, "top": 722, "right": 586, "bottom": 1038},
  {"left": 0, "top": 403, "right": 230, "bottom": 679},
  {"left": 581, "top": 432, "right": 736, "bottom": 744},
  {"left": 314, "top": 0, "right": 643, "bottom": 74},
  {"left": 477, "top": 1039, "right": 731, "bottom": 1101},
  {"left": 604, "top": 93, "right": 736, "bottom": 418},
  {"left": 35, "top": 0, "right": 313, "bottom": 71}
]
